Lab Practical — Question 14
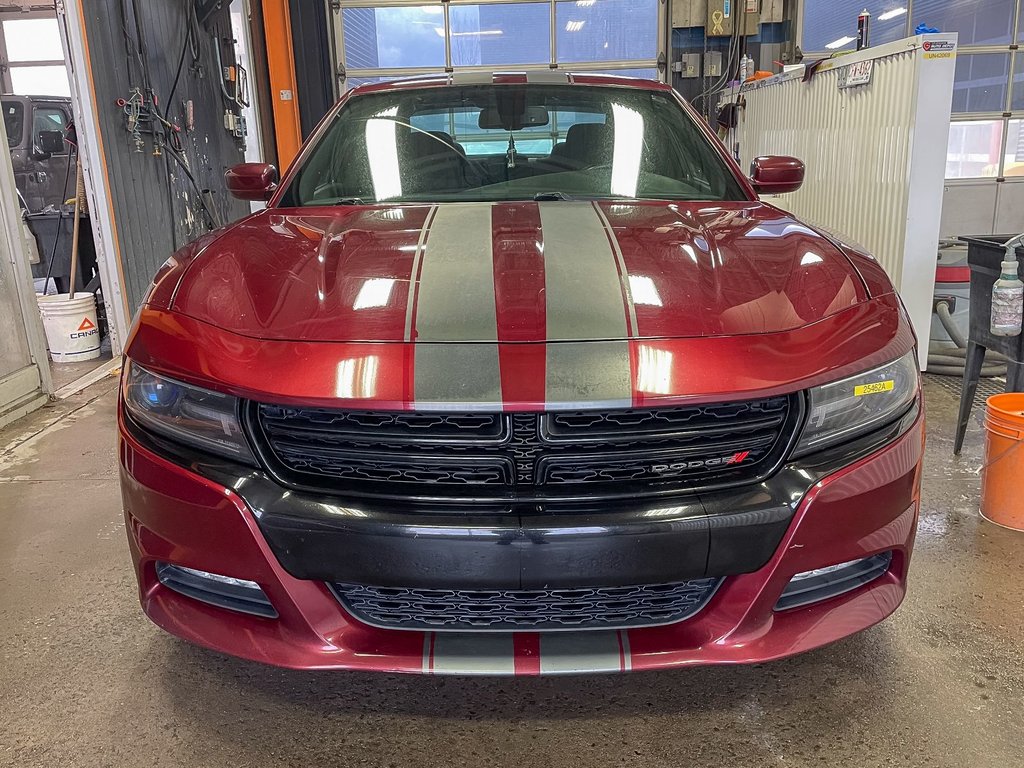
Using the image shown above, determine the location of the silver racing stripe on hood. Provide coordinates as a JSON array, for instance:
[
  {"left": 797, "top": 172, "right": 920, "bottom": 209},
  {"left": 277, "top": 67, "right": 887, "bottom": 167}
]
[
  {"left": 403, "top": 204, "right": 439, "bottom": 342},
  {"left": 546, "top": 341, "right": 632, "bottom": 410},
  {"left": 539, "top": 202, "right": 633, "bottom": 409},
  {"left": 412, "top": 203, "right": 502, "bottom": 409},
  {"left": 409, "top": 202, "right": 635, "bottom": 410},
  {"left": 592, "top": 201, "right": 639, "bottom": 336},
  {"left": 538, "top": 201, "right": 631, "bottom": 340},
  {"left": 413, "top": 203, "right": 498, "bottom": 342},
  {"left": 414, "top": 344, "right": 504, "bottom": 410}
]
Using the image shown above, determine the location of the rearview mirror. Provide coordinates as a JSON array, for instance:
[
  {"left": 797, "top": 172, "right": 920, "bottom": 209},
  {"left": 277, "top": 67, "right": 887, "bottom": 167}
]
[
  {"left": 34, "top": 129, "right": 65, "bottom": 158},
  {"left": 225, "top": 162, "right": 279, "bottom": 201},
  {"left": 478, "top": 105, "right": 550, "bottom": 130},
  {"left": 750, "top": 156, "right": 805, "bottom": 195}
]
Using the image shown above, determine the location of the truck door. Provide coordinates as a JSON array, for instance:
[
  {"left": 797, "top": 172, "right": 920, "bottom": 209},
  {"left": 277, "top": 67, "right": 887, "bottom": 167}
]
[{"left": 28, "top": 102, "right": 71, "bottom": 211}]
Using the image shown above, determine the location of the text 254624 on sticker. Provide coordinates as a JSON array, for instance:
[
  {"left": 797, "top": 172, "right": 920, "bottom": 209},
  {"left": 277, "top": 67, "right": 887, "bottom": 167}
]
[{"left": 854, "top": 380, "right": 895, "bottom": 396}]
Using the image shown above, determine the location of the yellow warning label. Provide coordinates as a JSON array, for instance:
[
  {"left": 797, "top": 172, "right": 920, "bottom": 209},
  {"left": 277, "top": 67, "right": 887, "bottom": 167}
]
[
  {"left": 854, "top": 380, "right": 895, "bottom": 396},
  {"left": 924, "top": 52, "right": 955, "bottom": 60}
]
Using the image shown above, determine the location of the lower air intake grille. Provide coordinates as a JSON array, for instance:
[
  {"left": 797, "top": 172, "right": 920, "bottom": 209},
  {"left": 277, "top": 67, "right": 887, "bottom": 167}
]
[
  {"left": 331, "top": 579, "right": 722, "bottom": 632},
  {"left": 775, "top": 551, "right": 893, "bottom": 611}
]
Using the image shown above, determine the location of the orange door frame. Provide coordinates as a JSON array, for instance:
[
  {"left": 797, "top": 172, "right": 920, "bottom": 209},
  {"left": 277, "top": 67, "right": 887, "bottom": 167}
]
[{"left": 261, "top": 0, "right": 303, "bottom": 169}]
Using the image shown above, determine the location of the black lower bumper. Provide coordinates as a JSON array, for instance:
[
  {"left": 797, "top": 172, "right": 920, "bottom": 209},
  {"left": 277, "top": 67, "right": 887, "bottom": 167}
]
[
  {"left": 126, "top": 406, "right": 915, "bottom": 591},
  {"left": 245, "top": 481, "right": 795, "bottom": 589}
]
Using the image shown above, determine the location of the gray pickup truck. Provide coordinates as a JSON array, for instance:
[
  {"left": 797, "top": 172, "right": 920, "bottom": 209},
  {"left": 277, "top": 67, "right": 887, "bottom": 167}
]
[{"left": 3, "top": 94, "right": 73, "bottom": 212}]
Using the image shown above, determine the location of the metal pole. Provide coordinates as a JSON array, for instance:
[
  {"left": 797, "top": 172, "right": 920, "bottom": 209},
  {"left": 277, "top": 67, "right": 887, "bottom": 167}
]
[{"left": 67, "top": 157, "right": 84, "bottom": 299}]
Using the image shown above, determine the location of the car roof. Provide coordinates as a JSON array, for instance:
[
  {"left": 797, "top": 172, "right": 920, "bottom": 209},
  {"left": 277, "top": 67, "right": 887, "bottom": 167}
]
[{"left": 348, "top": 71, "right": 672, "bottom": 97}]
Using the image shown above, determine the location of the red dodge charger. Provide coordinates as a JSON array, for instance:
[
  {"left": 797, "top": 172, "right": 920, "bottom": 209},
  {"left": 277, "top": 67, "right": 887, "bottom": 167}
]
[{"left": 119, "top": 73, "right": 923, "bottom": 674}]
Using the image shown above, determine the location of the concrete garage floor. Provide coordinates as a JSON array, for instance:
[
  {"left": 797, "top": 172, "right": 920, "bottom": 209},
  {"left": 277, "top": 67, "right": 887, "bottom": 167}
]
[{"left": 1, "top": 378, "right": 1022, "bottom": 768}]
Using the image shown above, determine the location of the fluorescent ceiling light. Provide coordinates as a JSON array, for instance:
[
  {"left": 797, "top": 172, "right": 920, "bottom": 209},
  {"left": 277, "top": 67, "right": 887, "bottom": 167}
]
[
  {"left": 366, "top": 107, "right": 402, "bottom": 201},
  {"left": 825, "top": 35, "right": 856, "bottom": 50},
  {"left": 628, "top": 275, "right": 662, "bottom": 307},
  {"left": 610, "top": 102, "right": 643, "bottom": 198},
  {"left": 565, "top": 20, "right": 586, "bottom": 32},
  {"left": 878, "top": 7, "right": 907, "bottom": 21},
  {"left": 353, "top": 278, "right": 396, "bottom": 310},
  {"left": 436, "top": 27, "right": 503, "bottom": 37},
  {"left": 637, "top": 347, "right": 673, "bottom": 394},
  {"left": 336, "top": 356, "right": 379, "bottom": 399},
  {"left": 576, "top": 0, "right": 596, "bottom": 6}
]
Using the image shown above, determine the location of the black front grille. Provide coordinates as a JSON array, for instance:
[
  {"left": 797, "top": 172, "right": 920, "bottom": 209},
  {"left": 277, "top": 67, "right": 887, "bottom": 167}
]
[
  {"left": 331, "top": 579, "right": 722, "bottom": 631},
  {"left": 249, "top": 396, "right": 800, "bottom": 503}
]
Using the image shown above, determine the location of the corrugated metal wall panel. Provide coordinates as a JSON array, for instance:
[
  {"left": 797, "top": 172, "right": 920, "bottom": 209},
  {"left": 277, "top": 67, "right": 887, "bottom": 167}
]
[
  {"left": 82, "top": 0, "right": 249, "bottom": 311},
  {"left": 736, "top": 50, "right": 917, "bottom": 287}
]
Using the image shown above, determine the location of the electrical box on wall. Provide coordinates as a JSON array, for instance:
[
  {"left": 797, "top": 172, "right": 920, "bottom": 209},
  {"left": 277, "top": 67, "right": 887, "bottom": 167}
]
[
  {"left": 741, "top": 0, "right": 760, "bottom": 36},
  {"left": 704, "top": 51, "right": 723, "bottom": 77},
  {"left": 679, "top": 53, "right": 702, "bottom": 78},
  {"left": 671, "top": 0, "right": 708, "bottom": 28},
  {"left": 706, "top": 0, "right": 735, "bottom": 37},
  {"left": 762, "top": 0, "right": 784, "bottom": 24}
]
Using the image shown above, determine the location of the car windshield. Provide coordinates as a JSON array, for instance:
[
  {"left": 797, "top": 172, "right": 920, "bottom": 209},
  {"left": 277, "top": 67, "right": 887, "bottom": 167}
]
[{"left": 280, "top": 84, "right": 747, "bottom": 206}]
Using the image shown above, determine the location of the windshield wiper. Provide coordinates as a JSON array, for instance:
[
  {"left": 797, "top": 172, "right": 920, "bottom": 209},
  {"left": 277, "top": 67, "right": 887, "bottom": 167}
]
[
  {"left": 533, "top": 191, "right": 577, "bottom": 201},
  {"left": 332, "top": 197, "right": 366, "bottom": 205}
]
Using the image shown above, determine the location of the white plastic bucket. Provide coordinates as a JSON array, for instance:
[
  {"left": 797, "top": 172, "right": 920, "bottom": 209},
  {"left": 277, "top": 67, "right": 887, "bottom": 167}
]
[{"left": 37, "top": 292, "right": 101, "bottom": 363}]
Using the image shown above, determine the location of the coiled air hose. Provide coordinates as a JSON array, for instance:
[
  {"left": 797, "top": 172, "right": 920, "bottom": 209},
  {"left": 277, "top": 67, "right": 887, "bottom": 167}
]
[{"left": 927, "top": 299, "right": 1007, "bottom": 377}]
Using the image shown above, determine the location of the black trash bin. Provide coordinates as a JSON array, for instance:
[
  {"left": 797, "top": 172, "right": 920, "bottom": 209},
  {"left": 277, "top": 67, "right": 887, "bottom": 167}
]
[
  {"left": 26, "top": 210, "right": 98, "bottom": 294},
  {"left": 953, "top": 234, "right": 1024, "bottom": 454}
]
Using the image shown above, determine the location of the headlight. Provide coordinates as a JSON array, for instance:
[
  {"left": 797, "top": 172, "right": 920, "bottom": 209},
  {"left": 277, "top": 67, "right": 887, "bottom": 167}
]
[
  {"left": 793, "top": 351, "right": 920, "bottom": 457},
  {"left": 122, "top": 361, "right": 256, "bottom": 464}
]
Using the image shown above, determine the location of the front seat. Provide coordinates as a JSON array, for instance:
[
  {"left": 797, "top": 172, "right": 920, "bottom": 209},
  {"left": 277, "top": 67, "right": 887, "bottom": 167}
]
[
  {"left": 551, "top": 122, "right": 612, "bottom": 170},
  {"left": 403, "top": 130, "right": 470, "bottom": 193}
]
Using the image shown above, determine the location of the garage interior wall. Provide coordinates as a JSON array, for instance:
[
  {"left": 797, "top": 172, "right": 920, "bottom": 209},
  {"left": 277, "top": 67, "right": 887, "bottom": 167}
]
[
  {"left": 669, "top": 1, "right": 792, "bottom": 120},
  {"left": 799, "top": 0, "right": 1024, "bottom": 239},
  {"left": 74, "top": 0, "right": 250, "bottom": 313}
]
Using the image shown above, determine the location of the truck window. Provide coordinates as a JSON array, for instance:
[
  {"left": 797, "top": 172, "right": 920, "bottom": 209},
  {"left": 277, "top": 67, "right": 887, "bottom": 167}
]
[
  {"left": 33, "top": 106, "right": 67, "bottom": 151},
  {"left": 3, "top": 101, "right": 24, "bottom": 147}
]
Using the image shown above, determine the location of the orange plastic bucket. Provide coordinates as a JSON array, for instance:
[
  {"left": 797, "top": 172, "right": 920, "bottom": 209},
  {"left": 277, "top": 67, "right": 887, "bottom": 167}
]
[{"left": 981, "top": 393, "right": 1024, "bottom": 531}]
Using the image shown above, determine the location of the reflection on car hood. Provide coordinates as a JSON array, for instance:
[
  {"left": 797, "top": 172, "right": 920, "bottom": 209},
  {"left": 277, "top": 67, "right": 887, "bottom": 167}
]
[{"left": 172, "top": 200, "right": 871, "bottom": 343}]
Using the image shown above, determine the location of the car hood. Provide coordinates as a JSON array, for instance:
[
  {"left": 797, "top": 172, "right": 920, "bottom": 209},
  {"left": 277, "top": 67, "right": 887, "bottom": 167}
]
[{"left": 171, "top": 201, "right": 869, "bottom": 343}]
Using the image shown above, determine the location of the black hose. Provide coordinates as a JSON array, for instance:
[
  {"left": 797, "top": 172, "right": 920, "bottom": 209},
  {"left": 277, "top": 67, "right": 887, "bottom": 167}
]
[
  {"left": 167, "top": 1, "right": 199, "bottom": 111},
  {"left": 927, "top": 299, "right": 1007, "bottom": 377},
  {"left": 935, "top": 301, "right": 966, "bottom": 348},
  {"left": 928, "top": 364, "right": 1005, "bottom": 377}
]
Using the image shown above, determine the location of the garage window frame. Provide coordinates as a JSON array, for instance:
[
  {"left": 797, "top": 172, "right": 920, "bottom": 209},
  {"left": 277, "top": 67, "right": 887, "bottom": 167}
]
[
  {"left": 327, "top": 0, "right": 666, "bottom": 95},
  {"left": 0, "top": 10, "right": 70, "bottom": 98}
]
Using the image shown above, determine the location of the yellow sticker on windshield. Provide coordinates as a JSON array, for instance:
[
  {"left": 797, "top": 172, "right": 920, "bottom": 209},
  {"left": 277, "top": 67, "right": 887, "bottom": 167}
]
[{"left": 854, "top": 380, "right": 894, "bottom": 396}]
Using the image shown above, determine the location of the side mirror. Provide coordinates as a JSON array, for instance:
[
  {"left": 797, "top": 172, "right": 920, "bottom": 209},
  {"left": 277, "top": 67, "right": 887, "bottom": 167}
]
[
  {"left": 34, "top": 129, "right": 65, "bottom": 159},
  {"left": 225, "top": 162, "right": 279, "bottom": 201},
  {"left": 750, "top": 156, "right": 804, "bottom": 195}
]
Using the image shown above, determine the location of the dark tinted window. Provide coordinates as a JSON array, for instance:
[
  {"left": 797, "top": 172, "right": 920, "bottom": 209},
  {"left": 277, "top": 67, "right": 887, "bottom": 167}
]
[
  {"left": 281, "top": 84, "right": 746, "bottom": 205},
  {"left": 3, "top": 101, "right": 24, "bottom": 147}
]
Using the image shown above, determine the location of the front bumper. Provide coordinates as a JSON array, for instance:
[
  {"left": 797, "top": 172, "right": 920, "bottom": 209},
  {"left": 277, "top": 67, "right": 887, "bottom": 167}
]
[{"left": 119, "top": 407, "right": 923, "bottom": 674}]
